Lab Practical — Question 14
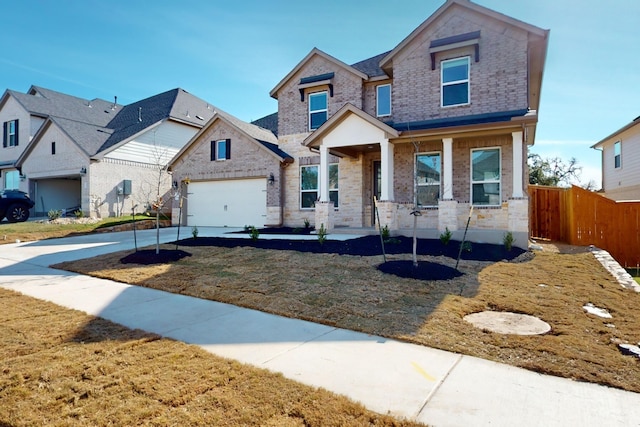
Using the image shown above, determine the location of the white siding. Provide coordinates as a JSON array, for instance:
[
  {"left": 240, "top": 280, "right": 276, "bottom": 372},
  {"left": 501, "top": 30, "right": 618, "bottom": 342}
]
[
  {"left": 105, "top": 121, "right": 198, "bottom": 165},
  {"left": 602, "top": 124, "right": 640, "bottom": 200}
]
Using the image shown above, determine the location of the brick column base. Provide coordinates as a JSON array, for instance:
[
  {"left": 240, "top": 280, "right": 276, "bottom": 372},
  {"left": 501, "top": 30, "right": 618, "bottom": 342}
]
[
  {"left": 314, "top": 201, "right": 335, "bottom": 232},
  {"left": 438, "top": 199, "right": 459, "bottom": 231},
  {"left": 375, "top": 201, "right": 397, "bottom": 231}
]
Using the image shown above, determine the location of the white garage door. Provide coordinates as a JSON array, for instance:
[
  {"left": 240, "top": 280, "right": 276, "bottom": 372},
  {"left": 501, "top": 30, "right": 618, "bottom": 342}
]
[{"left": 187, "top": 179, "right": 266, "bottom": 227}]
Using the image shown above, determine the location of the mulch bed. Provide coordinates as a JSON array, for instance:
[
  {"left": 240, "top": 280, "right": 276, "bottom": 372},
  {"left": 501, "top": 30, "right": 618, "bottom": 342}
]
[{"left": 120, "top": 233, "right": 525, "bottom": 281}]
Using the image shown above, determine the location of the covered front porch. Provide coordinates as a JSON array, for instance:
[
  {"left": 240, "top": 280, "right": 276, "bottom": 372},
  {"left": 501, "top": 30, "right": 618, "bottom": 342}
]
[{"left": 304, "top": 104, "right": 532, "bottom": 248}]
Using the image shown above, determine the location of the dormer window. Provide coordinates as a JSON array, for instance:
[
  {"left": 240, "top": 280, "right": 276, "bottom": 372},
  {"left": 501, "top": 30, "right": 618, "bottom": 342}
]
[
  {"left": 309, "top": 91, "right": 328, "bottom": 130},
  {"left": 441, "top": 57, "right": 470, "bottom": 107}
]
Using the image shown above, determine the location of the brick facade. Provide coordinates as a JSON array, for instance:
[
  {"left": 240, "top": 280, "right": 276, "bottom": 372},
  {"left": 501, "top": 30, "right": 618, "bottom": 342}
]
[{"left": 269, "top": 0, "right": 546, "bottom": 248}]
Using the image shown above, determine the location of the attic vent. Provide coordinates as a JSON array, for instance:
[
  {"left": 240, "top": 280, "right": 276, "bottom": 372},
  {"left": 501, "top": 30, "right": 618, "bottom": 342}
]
[
  {"left": 196, "top": 115, "right": 204, "bottom": 121},
  {"left": 186, "top": 110, "right": 191, "bottom": 118},
  {"left": 138, "top": 107, "right": 142, "bottom": 122},
  {"left": 87, "top": 100, "right": 92, "bottom": 108},
  {"left": 112, "top": 96, "right": 118, "bottom": 110}
]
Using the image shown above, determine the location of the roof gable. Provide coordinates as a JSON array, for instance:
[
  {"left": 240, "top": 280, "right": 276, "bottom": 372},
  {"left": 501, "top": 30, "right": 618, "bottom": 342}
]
[
  {"left": 269, "top": 48, "right": 368, "bottom": 99},
  {"left": 380, "top": 0, "right": 548, "bottom": 72},
  {"left": 592, "top": 116, "right": 640, "bottom": 149},
  {"left": 170, "top": 112, "right": 291, "bottom": 169},
  {"left": 96, "top": 88, "right": 216, "bottom": 155},
  {"left": 304, "top": 103, "right": 399, "bottom": 149}
]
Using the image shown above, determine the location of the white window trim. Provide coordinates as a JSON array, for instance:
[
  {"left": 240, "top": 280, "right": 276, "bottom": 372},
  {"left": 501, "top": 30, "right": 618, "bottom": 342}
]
[
  {"left": 216, "top": 139, "right": 227, "bottom": 161},
  {"left": 614, "top": 141, "right": 621, "bottom": 169},
  {"left": 376, "top": 84, "right": 392, "bottom": 117},
  {"left": 300, "top": 163, "right": 339, "bottom": 209},
  {"left": 441, "top": 56, "right": 470, "bottom": 108},
  {"left": 8, "top": 120, "right": 17, "bottom": 147},
  {"left": 308, "top": 91, "right": 328, "bottom": 131},
  {"left": 415, "top": 151, "right": 441, "bottom": 207},
  {"left": 470, "top": 147, "right": 501, "bottom": 206}
]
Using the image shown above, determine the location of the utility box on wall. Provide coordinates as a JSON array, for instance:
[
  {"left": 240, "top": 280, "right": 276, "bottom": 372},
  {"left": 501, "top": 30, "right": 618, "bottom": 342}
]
[{"left": 122, "top": 180, "right": 132, "bottom": 195}]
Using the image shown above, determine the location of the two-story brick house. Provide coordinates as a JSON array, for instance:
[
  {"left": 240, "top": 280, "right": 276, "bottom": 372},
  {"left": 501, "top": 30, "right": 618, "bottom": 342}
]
[
  {"left": 272, "top": 0, "right": 548, "bottom": 246},
  {"left": 169, "top": 0, "right": 548, "bottom": 247}
]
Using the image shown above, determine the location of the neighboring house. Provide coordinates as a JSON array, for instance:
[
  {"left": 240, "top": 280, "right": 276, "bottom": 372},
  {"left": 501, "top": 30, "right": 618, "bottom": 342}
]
[
  {"left": 591, "top": 116, "right": 640, "bottom": 201},
  {"left": 170, "top": 0, "right": 548, "bottom": 247},
  {"left": 1, "top": 86, "right": 217, "bottom": 217}
]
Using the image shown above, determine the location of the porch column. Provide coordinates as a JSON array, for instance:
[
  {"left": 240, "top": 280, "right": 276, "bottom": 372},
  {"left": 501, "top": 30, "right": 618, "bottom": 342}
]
[
  {"left": 380, "top": 139, "right": 394, "bottom": 201},
  {"left": 442, "top": 137, "right": 453, "bottom": 199},
  {"left": 319, "top": 145, "right": 330, "bottom": 202},
  {"left": 512, "top": 131, "right": 524, "bottom": 198}
]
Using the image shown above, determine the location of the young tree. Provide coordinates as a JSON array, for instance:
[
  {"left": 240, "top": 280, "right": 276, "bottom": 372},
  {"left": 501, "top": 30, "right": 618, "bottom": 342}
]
[{"left": 528, "top": 153, "right": 582, "bottom": 187}]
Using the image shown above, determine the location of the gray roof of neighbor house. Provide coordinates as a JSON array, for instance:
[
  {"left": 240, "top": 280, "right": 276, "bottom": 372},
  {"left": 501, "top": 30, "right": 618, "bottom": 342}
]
[
  {"left": 350, "top": 51, "right": 391, "bottom": 78},
  {"left": 10, "top": 85, "right": 119, "bottom": 127},
  {"left": 97, "top": 88, "right": 217, "bottom": 153},
  {"left": 251, "top": 112, "right": 278, "bottom": 137}
]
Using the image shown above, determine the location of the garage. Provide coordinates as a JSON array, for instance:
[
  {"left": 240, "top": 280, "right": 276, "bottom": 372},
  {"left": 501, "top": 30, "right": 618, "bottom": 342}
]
[{"left": 187, "top": 178, "right": 267, "bottom": 227}]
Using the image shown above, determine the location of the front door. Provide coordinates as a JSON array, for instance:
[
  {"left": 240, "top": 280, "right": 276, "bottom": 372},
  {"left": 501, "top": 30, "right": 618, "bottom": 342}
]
[{"left": 373, "top": 161, "right": 381, "bottom": 225}]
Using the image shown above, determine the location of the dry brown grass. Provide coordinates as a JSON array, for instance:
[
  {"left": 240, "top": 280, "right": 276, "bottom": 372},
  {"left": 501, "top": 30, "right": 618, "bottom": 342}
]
[
  {"left": 53, "top": 243, "right": 640, "bottom": 395},
  {"left": 0, "top": 288, "right": 424, "bottom": 426}
]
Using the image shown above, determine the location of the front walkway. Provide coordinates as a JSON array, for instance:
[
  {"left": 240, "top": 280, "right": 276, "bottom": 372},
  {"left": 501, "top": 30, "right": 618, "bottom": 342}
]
[{"left": 0, "top": 227, "right": 638, "bottom": 426}]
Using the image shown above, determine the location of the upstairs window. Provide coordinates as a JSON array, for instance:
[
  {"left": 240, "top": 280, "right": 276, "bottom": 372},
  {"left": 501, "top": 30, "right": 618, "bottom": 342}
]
[
  {"left": 3, "top": 120, "right": 19, "bottom": 147},
  {"left": 376, "top": 84, "right": 391, "bottom": 117},
  {"left": 471, "top": 148, "right": 501, "bottom": 206},
  {"left": 211, "top": 139, "right": 231, "bottom": 161},
  {"left": 309, "top": 91, "right": 328, "bottom": 130},
  {"left": 614, "top": 141, "right": 621, "bottom": 168},
  {"left": 300, "top": 164, "right": 338, "bottom": 209},
  {"left": 441, "top": 57, "right": 470, "bottom": 107},
  {"left": 416, "top": 153, "right": 441, "bottom": 207}
]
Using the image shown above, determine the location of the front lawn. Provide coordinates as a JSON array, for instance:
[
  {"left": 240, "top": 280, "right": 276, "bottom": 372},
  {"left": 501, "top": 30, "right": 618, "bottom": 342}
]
[
  {"left": 54, "top": 236, "right": 640, "bottom": 394},
  {"left": 0, "top": 288, "right": 423, "bottom": 426}
]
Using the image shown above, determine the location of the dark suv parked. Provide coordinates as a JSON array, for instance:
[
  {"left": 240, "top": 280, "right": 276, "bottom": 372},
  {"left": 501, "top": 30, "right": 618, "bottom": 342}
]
[{"left": 0, "top": 190, "right": 35, "bottom": 222}]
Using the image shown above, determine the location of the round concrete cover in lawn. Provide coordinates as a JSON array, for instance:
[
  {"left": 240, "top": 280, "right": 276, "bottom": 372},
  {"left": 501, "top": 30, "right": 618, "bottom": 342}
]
[{"left": 464, "top": 311, "right": 551, "bottom": 335}]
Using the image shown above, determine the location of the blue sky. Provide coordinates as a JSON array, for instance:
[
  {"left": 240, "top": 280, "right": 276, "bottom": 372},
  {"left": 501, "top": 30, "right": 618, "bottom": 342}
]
[{"left": 2, "top": 0, "right": 638, "bottom": 188}]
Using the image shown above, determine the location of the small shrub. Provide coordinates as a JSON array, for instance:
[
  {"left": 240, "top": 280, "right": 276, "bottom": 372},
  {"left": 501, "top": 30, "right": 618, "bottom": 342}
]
[
  {"left": 317, "top": 223, "right": 327, "bottom": 245},
  {"left": 249, "top": 226, "right": 260, "bottom": 241},
  {"left": 48, "top": 209, "right": 62, "bottom": 220},
  {"left": 303, "top": 218, "right": 311, "bottom": 229},
  {"left": 460, "top": 241, "right": 472, "bottom": 252},
  {"left": 503, "top": 231, "right": 515, "bottom": 251},
  {"left": 440, "top": 227, "right": 452, "bottom": 245},
  {"left": 74, "top": 209, "right": 84, "bottom": 218},
  {"left": 293, "top": 227, "right": 302, "bottom": 234},
  {"left": 191, "top": 226, "right": 199, "bottom": 239},
  {"left": 243, "top": 225, "right": 251, "bottom": 232},
  {"left": 380, "top": 225, "right": 390, "bottom": 241}
]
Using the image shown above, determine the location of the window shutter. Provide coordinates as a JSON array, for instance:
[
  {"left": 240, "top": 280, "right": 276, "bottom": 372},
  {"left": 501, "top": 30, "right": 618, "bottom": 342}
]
[
  {"left": 225, "top": 139, "right": 231, "bottom": 159},
  {"left": 2, "top": 122, "right": 6, "bottom": 148},
  {"left": 14, "top": 119, "right": 19, "bottom": 147},
  {"left": 210, "top": 140, "right": 216, "bottom": 161}
]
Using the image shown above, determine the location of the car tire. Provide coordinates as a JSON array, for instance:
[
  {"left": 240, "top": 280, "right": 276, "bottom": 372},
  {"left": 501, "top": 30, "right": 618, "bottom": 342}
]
[{"left": 6, "top": 203, "right": 30, "bottom": 223}]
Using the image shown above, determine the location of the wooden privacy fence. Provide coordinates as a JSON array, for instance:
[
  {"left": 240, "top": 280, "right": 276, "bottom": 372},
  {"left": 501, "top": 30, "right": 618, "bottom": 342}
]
[{"left": 529, "top": 185, "right": 640, "bottom": 268}]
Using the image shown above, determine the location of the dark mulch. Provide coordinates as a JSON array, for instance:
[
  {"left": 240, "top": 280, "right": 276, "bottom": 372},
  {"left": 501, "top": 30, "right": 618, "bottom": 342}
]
[
  {"left": 179, "top": 235, "right": 524, "bottom": 262},
  {"left": 121, "top": 235, "right": 523, "bottom": 281},
  {"left": 121, "top": 249, "right": 191, "bottom": 265},
  {"left": 231, "top": 226, "right": 314, "bottom": 235},
  {"left": 377, "top": 260, "right": 464, "bottom": 280}
]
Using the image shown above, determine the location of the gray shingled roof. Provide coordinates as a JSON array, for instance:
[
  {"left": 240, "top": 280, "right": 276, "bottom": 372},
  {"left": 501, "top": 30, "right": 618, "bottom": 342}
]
[
  {"left": 11, "top": 86, "right": 118, "bottom": 127},
  {"left": 251, "top": 112, "right": 278, "bottom": 136},
  {"left": 97, "top": 88, "right": 217, "bottom": 153},
  {"left": 350, "top": 51, "right": 391, "bottom": 78},
  {"left": 49, "top": 116, "right": 113, "bottom": 157}
]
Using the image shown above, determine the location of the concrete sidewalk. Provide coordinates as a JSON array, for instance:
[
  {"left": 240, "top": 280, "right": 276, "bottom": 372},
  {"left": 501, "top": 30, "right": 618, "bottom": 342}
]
[{"left": 0, "top": 228, "right": 638, "bottom": 426}]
